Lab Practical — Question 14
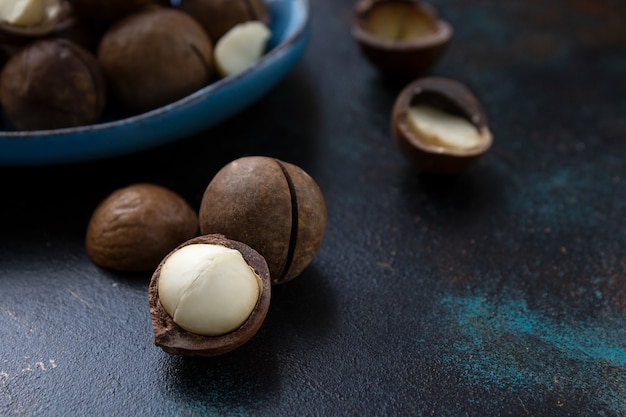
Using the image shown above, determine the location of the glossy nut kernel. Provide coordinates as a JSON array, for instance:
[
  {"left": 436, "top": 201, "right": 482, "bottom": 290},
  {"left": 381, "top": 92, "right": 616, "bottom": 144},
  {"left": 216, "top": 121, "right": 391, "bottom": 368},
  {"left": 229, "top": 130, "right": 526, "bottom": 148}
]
[
  {"left": 149, "top": 234, "right": 272, "bottom": 357},
  {"left": 85, "top": 183, "right": 199, "bottom": 272},
  {"left": 214, "top": 20, "right": 271, "bottom": 77},
  {"left": 158, "top": 243, "right": 261, "bottom": 337},
  {"left": 391, "top": 76, "right": 493, "bottom": 174},
  {"left": 199, "top": 156, "right": 327, "bottom": 285},
  {"left": 352, "top": 0, "right": 453, "bottom": 77}
]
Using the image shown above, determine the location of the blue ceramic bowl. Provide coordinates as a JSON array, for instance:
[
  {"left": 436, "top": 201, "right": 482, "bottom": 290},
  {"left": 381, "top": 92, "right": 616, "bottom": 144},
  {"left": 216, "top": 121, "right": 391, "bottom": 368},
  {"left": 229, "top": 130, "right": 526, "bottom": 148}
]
[{"left": 0, "top": 0, "right": 310, "bottom": 166}]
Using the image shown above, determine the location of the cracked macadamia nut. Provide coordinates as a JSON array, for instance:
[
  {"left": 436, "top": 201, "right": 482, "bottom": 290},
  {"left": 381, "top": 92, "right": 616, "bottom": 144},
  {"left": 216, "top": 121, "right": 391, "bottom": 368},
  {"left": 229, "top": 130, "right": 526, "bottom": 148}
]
[
  {"left": 214, "top": 20, "right": 271, "bottom": 77},
  {"left": 199, "top": 156, "right": 327, "bottom": 285},
  {"left": 352, "top": 0, "right": 452, "bottom": 77},
  {"left": 85, "top": 183, "right": 199, "bottom": 272},
  {"left": 0, "top": 38, "right": 106, "bottom": 130},
  {"left": 158, "top": 243, "right": 261, "bottom": 336},
  {"left": 150, "top": 234, "right": 272, "bottom": 357},
  {"left": 97, "top": 5, "right": 213, "bottom": 112},
  {"left": 391, "top": 76, "right": 493, "bottom": 174}
]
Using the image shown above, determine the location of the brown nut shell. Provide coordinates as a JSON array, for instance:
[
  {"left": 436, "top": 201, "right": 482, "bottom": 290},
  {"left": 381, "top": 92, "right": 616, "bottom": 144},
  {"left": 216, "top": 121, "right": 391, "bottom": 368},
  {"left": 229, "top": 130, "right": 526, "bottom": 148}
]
[
  {"left": 0, "top": 38, "right": 106, "bottom": 130},
  {"left": 149, "top": 233, "right": 272, "bottom": 357},
  {"left": 352, "top": 0, "right": 452, "bottom": 77},
  {"left": 199, "top": 156, "right": 327, "bottom": 285},
  {"left": 177, "top": 0, "right": 270, "bottom": 43},
  {"left": 85, "top": 183, "right": 199, "bottom": 272},
  {"left": 97, "top": 6, "right": 213, "bottom": 113},
  {"left": 391, "top": 76, "right": 493, "bottom": 174}
]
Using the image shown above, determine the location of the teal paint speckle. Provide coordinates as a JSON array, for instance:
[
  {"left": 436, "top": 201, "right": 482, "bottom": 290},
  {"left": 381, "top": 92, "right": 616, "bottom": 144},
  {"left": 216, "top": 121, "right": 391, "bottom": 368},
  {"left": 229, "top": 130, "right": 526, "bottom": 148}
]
[{"left": 434, "top": 295, "right": 626, "bottom": 413}]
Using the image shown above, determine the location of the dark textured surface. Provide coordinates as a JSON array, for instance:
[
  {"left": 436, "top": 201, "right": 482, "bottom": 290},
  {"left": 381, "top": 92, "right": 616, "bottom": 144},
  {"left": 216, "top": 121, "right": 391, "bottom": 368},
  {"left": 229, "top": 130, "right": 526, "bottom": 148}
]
[{"left": 1, "top": 0, "right": 626, "bottom": 415}]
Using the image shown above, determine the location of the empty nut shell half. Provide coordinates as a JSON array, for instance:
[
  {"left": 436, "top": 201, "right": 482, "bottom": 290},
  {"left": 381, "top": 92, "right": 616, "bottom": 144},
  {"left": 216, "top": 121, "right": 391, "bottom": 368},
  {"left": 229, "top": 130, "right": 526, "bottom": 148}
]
[
  {"left": 391, "top": 76, "right": 493, "bottom": 174},
  {"left": 352, "top": 0, "right": 452, "bottom": 77},
  {"left": 149, "top": 234, "right": 272, "bottom": 357}
]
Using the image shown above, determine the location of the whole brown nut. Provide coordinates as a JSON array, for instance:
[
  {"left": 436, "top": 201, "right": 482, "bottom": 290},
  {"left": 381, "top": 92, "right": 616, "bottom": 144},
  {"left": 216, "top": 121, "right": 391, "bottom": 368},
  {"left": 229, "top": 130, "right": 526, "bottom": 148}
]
[
  {"left": 67, "top": 0, "right": 153, "bottom": 19},
  {"left": 176, "top": 0, "right": 270, "bottom": 43},
  {"left": 199, "top": 156, "right": 327, "bottom": 285},
  {"left": 352, "top": 0, "right": 452, "bottom": 77},
  {"left": 97, "top": 6, "right": 213, "bottom": 113},
  {"left": 0, "top": 38, "right": 106, "bottom": 130},
  {"left": 85, "top": 183, "right": 199, "bottom": 272},
  {"left": 391, "top": 76, "right": 493, "bottom": 174},
  {"left": 149, "top": 233, "right": 271, "bottom": 357}
]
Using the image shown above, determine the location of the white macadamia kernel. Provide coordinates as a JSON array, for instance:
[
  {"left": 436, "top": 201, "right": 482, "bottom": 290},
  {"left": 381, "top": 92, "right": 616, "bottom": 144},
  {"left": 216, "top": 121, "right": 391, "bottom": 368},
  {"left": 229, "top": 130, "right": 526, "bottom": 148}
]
[
  {"left": 0, "top": 0, "right": 47, "bottom": 26},
  {"left": 214, "top": 20, "right": 271, "bottom": 77},
  {"left": 367, "top": 4, "right": 436, "bottom": 41},
  {"left": 158, "top": 244, "right": 261, "bottom": 337},
  {"left": 408, "top": 104, "right": 481, "bottom": 150}
]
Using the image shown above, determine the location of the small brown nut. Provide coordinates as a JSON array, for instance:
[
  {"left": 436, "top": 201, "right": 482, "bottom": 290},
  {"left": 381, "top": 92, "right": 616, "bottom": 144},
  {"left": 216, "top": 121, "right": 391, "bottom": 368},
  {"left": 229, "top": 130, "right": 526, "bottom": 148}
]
[
  {"left": 199, "top": 156, "right": 327, "bottom": 285},
  {"left": 149, "top": 234, "right": 271, "bottom": 357},
  {"left": 85, "top": 183, "right": 199, "bottom": 272},
  {"left": 0, "top": 38, "right": 106, "bottom": 130},
  {"left": 176, "top": 0, "right": 270, "bottom": 43},
  {"left": 97, "top": 6, "right": 213, "bottom": 113},
  {"left": 352, "top": 0, "right": 452, "bottom": 77},
  {"left": 391, "top": 76, "right": 493, "bottom": 174}
]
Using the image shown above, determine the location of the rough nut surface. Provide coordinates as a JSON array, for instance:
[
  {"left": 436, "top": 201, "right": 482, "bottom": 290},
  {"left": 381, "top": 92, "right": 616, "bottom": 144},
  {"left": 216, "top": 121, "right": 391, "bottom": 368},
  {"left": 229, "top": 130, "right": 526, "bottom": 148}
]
[{"left": 85, "top": 183, "right": 199, "bottom": 272}]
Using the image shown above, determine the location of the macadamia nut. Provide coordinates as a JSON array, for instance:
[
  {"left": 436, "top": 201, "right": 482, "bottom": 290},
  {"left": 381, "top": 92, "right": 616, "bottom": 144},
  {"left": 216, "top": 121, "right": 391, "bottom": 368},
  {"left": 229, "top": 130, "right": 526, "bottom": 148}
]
[
  {"left": 0, "top": 0, "right": 46, "bottom": 26},
  {"left": 214, "top": 21, "right": 271, "bottom": 77},
  {"left": 158, "top": 244, "right": 261, "bottom": 337},
  {"left": 407, "top": 104, "right": 481, "bottom": 150}
]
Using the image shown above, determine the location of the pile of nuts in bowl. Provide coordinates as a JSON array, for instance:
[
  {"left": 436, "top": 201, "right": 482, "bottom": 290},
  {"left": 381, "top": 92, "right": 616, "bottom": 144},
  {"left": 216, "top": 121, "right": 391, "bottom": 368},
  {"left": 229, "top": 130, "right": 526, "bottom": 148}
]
[{"left": 0, "top": 0, "right": 272, "bottom": 131}]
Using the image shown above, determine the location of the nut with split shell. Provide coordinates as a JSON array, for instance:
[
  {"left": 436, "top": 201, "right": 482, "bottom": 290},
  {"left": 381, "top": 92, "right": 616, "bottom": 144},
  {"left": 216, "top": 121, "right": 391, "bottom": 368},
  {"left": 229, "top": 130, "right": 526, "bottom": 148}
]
[
  {"left": 149, "top": 234, "right": 272, "bottom": 357},
  {"left": 352, "top": 0, "right": 453, "bottom": 77},
  {"left": 199, "top": 156, "right": 327, "bottom": 285},
  {"left": 391, "top": 76, "right": 493, "bottom": 174}
]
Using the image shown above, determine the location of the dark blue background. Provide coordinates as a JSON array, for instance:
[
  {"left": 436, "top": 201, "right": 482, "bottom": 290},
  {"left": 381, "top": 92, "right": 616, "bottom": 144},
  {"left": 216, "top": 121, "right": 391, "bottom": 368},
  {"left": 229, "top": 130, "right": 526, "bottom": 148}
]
[{"left": 1, "top": 0, "right": 625, "bottom": 415}]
